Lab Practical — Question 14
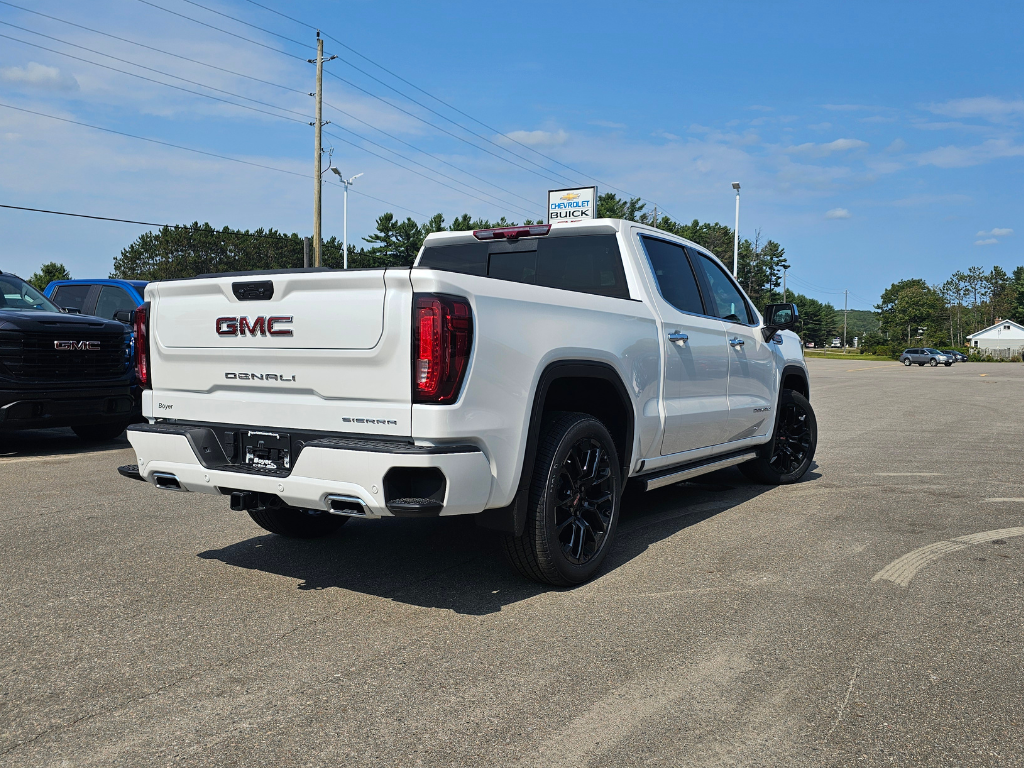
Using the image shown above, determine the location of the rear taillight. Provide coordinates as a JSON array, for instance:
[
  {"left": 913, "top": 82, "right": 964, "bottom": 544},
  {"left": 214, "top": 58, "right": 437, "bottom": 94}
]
[
  {"left": 472, "top": 224, "right": 550, "bottom": 240},
  {"left": 134, "top": 301, "right": 151, "bottom": 389},
  {"left": 413, "top": 294, "right": 472, "bottom": 404}
]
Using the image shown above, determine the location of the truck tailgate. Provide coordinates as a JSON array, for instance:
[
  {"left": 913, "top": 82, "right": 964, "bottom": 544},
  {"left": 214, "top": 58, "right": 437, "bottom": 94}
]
[{"left": 146, "top": 269, "right": 413, "bottom": 437}]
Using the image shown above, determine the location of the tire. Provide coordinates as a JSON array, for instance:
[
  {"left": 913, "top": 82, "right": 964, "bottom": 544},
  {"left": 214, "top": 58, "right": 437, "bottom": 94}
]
[
  {"left": 929, "top": 358, "right": 938, "bottom": 367},
  {"left": 944, "top": 362, "right": 952, "bottom": 367},
  {"left": 502, "top": 412, "right": 622, "bottom": 587},
  {"left": 248, "top": 506, "right": 348, "bottom": 538},
  {"left": 903, "top": 358, "right": 911, "bottom": 366},
  {"left": 72, "top": 420, "right": 130, "bottom": 442},
  {"left": 739, "top": 390, "right": 817, "bottom": 485}
]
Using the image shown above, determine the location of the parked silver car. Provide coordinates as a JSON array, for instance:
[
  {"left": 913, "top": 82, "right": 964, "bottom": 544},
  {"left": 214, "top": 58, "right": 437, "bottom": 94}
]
[{"left": 900, "top": 348, "right": 952, "bottom": 367}]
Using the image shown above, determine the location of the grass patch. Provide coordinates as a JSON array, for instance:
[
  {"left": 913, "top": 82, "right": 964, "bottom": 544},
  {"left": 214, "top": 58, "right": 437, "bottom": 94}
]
[{"left": 803, "top": 351, "right": 895, "bottom": 361}]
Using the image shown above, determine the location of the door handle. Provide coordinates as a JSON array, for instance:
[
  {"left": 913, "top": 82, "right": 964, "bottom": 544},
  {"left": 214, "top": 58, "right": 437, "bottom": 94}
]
[
  {"left": 667, "top": 331, "right": 688, "bottom": 343},
  {"left": 729, "top": 337, "right": 745, "bottom": 347}
]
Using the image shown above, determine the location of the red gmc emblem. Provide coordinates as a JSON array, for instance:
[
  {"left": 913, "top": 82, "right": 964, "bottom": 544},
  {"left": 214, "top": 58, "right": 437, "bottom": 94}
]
[{"left": 216, "top": 316, "right": 293, "bottom": 337}]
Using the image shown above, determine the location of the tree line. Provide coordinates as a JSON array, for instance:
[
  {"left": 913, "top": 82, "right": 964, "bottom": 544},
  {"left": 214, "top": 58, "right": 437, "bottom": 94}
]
[{"left": 868, "top": 266, "right": 1024, "bottom": 354}]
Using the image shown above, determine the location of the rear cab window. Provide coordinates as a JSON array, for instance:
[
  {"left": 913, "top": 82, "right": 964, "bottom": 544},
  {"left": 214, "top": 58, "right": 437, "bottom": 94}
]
[
  {"left": 51, "top": 284, "right": 92, "bottom": 312},
  {"left": 417, "top": 234, "right": 630, "bottom": 300}
]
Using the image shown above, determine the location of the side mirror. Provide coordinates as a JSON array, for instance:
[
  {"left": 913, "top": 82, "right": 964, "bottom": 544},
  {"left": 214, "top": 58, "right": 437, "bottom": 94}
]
[
  {"left": 762, "top": 302, "right": 799, "bottom": 341},
  {"left": 114, "top": 309, "right": 135, "bottom": 324}
]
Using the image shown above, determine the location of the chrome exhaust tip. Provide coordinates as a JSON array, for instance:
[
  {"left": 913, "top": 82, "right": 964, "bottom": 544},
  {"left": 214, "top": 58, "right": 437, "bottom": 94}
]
[
  {"left": 152, "top": 472, "right": 187, "bottom": 492},
  {"left": 325, "top": 494, "right": 370, "bottom": 517}
]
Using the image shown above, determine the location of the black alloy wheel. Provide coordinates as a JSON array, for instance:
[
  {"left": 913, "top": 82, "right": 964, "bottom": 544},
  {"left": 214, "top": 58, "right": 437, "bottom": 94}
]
[
  {"left": 766, "top": 398, "right": 814, "bottom": 476},
  {"left": 503, "top": 412, "right": 622, "bottom": 586},
  {"left": 552, "top": 436, "right": 615, "bottom": 566},
  {"left": 740, "top": 389, "right": 817, "bottom": 485}
]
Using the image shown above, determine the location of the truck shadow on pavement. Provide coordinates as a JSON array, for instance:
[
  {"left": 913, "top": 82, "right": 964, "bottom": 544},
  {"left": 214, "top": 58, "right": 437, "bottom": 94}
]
[
  {"left": 0, "top": 427, "right": 130, "bottom": 459},
  {"left": 199, "top": 467, "right": 815, "bottom": 616}
]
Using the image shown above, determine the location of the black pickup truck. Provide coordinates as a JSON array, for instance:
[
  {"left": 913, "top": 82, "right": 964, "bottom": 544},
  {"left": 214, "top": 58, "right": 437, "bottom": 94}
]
[{"left": 0, "top": 271, "right": 134, "bottom": 440}]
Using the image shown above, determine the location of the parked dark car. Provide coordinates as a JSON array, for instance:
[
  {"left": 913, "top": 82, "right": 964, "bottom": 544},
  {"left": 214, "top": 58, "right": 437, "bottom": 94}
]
[
  {"left": 942, "top": 349, "right": 968, "bottom": 363},
  {"left": 0, "top": 272, "right": 133, "bottom": 440},
  {"left": 899, "top": 348, "right": 952, "bottom": 367}
]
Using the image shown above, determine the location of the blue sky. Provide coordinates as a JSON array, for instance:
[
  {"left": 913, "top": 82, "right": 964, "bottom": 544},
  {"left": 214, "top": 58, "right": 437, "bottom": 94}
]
[{"left": 1, "top": 0, "right": 1021, "bottom": 309}]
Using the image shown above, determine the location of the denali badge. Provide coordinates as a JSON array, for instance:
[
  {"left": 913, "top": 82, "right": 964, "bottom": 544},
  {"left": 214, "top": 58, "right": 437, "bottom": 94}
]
[
  {"left": 54, "top": 340, "right": 101, "bottom": 351},
  {"left": 225, "top": 372, "right": 296, "bottom": 382},
  {"left": 216, "top": 316, "right": 293, "bottom": 337}
]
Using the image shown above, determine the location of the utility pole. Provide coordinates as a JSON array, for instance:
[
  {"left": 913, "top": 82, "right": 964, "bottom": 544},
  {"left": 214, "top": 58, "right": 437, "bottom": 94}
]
[
  {"left": 843, "top": 289, "right": 848, "bottom": 353},
  {"left": 731, "top": 182, "right": 741, "bottom": 277},
  {"left": 303, "top": 236, "right": 310, "bottom": 269},
  {"left": 312, "top": 33, "right": 324, "bottom": 268},
  {"left": 308, "top": 32, "right": 336, "bottom": 268},
  {"left": 782, "top": 268, "right": 787, "bottom": 302}
]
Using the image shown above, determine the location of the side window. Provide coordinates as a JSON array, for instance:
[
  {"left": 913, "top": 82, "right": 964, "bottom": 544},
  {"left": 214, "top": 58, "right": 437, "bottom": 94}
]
[
  {"left": 94, "top": 286, "right": 137, "bottom": 322},
  {"left": 51, "top": 284, "right": 91, "bottom": 312},
  {"left": 693, "top": 252, "right": 753, "bottom": 324},
  {"left": 639, "top": 236, "right": 704, "bottom": 315},
  {"left": 535, "top": 235, "right": 629, "bottom": 299}
]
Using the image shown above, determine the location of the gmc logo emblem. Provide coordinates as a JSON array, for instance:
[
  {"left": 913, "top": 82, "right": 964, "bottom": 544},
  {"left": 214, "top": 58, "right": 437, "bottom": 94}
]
[
  {"left": 54, "top": 340, "right": 101, "bottom": 351},
  {"left": 216, "top": 316, "right": 293, "bottom": 337}
]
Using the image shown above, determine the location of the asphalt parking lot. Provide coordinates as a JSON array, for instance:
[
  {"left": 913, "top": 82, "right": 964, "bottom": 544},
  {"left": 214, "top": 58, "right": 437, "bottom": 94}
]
[{"left": 2, "top": 358, "right": 1022, "bottom": 767}]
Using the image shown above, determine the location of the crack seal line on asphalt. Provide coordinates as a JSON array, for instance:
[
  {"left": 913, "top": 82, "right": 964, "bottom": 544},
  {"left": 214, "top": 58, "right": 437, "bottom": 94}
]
[
  {"left": 825, "top": 666, "right": 859, "bottom": 741},
  {"left": 871, "top": 527, "right": 1024, "bottom": 587}
]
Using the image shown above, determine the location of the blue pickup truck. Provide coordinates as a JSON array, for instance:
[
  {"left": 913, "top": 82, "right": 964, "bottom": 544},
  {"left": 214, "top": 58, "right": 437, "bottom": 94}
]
[{"left": 44, "top": 279, "right": 148, "bottom": 320}]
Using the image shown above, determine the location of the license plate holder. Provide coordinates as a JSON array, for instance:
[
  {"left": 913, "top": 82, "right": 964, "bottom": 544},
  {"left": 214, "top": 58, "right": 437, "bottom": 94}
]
[{"left": 242, "top": 430, "right": 291, "bottom": 472}]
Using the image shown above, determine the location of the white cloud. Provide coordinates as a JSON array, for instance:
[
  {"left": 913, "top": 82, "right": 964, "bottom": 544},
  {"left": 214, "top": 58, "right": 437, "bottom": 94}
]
[
  {"left": 808, "top": 122, "right": 832, "bottom": 131},
  {"left": 915, "top": 139, "right": 1024, "bottom": 168},
  {"left": 652, "top": 130, "right": 681, "bottom": 141},
  {"left": 825, "top": 208, "right": 851, "bottom": 219},
  {"left": 589, "top": 119, "right": 626, "bottom": 129},
  {"left": 975, "top": 238, "right": 998, "bottom": 246},
  {"left": 0, "top": 62, "right": 79, "bottom": 92},
  {"left": 927, "top": 97, "right": 1024, "bottom": 122},
  {"left": 976, "top": 228, "right": 1013, "bottom": 237},
  {"left": 886, "top": 138, "right": 907, "bottom": 152},
  {"left": 500, "top": 129, "right": 568, "bottom": 146},
  {"left": 787, "top": 138, "right": 868, "bottom": 157}
]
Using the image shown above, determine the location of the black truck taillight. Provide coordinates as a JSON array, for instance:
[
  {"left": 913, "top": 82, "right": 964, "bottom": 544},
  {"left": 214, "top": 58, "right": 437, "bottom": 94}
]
[
  {"left": 413, "top": 294, "right": 472, "bottom": 404},
  {"left": 134, "top": 301, "right": 151, "bottom": 389}
]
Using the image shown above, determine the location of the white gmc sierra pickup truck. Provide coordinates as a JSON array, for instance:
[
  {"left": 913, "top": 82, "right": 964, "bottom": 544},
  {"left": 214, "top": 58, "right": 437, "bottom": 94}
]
[{"left": 120, "top": 218, "right": 815, "bottom": 585}]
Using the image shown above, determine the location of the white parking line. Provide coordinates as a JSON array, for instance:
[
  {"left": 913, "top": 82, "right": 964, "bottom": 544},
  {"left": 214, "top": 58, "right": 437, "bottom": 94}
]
[
  {"left": 984, "top": 498, "right": 1024, "bottom": 502},
  {"left": 872, "top": 527, "right": 1024, "bottom": 587},
  {"left": 0, "top": 454, "right": 81, "bottom": 465},
  {"left": 874, "top": 472, "right": 941, "bottom": 476}
]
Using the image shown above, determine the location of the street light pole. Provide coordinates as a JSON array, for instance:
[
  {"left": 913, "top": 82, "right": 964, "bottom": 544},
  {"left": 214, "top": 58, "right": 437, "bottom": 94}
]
[
  {"left": 731, "top": 182, "right": 740, "bottom": 277},
  {"left": 331, "top": 169, "right": 363, "bottom": 269}
]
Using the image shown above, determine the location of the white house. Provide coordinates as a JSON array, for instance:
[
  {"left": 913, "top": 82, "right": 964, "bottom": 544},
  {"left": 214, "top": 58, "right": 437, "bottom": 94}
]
[{"left": 966, "top": 318, "right": 1024, "bottom": 352}]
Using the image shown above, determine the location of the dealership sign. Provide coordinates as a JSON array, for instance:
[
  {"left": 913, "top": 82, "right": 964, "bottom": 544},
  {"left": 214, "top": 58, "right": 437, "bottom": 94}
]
[{"left": 547, "top": 186, "right": 597, "bottom": 225}]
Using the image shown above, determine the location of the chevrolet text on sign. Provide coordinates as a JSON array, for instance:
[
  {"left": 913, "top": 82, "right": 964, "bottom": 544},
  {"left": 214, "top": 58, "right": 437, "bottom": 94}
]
[{"left": 547, "top": 186, "right": 597, "bottom": 225}]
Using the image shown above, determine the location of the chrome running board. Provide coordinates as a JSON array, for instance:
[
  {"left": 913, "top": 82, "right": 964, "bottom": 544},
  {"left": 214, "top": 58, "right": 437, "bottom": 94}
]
[{"left": 640, "top": 451, "right": 758, "bottom": 491}]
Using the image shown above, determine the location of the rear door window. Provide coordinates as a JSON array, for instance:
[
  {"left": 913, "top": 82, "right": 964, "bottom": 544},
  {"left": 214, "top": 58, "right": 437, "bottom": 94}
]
[
  {"left": 417, "top": 234, "right": 629, "bottom": 299},
  {"left": 94, "top": 285, "right": 137, "bottom": 322},
  {"left": 639, "top": 236, "right": 705, "bottom": 315},
  {"left": 693, "top": 252, "right": 753, "bottom": 324},
  {"left": 51, "top": 284, "right": 92, "bottom": 312}
]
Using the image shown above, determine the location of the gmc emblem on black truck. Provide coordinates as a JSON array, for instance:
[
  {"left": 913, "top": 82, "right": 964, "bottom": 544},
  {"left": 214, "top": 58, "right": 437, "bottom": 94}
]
[
  {"left": 216, "top": 316, "right": 293, "bottom": 337},
  {"left": 54, "top": 340, "right": 101, "bottom": 351}
]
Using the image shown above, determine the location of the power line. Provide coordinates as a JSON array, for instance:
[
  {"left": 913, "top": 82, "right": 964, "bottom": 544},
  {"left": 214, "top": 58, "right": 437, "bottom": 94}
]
[
  {"left": 322, "top": 118, "right": 537, "bottom": 217},
  {"left": 0, "top": 21, "right": 312, "bottom": 121},
  {"left": 133, "top": 0, "right": 307, "bottom": 61},
  {"left": 323, "top": 128, "right": 537, "bottom": 220},
  {"left": 238, "top": 0, "right": 668, "bottom": 209},
  {"left": 176, "top": 0, "right": 311, "bottom": 51},
  {"left": 0, "top": 102, "right": 426, "bottom": 218},
  {"left": 0, "top": 32, "right": 311, "bottom": 125},
  {"left": 322, "top": 99, "right": 538, "bottom": 208},
  {"left": 0, "top": 0, "right": 308, "bottom": 95}
]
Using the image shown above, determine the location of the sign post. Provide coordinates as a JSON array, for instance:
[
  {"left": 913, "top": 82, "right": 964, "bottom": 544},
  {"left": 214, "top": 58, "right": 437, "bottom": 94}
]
[{"left": 547, "top": 187, "right": 597, "bottom": 226}]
